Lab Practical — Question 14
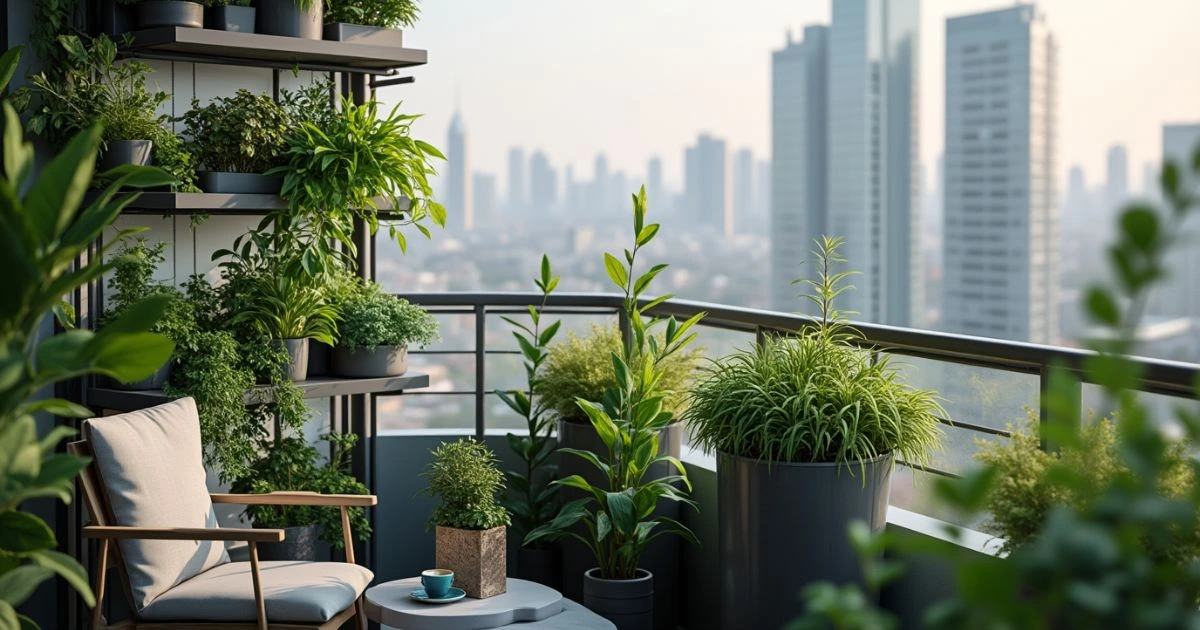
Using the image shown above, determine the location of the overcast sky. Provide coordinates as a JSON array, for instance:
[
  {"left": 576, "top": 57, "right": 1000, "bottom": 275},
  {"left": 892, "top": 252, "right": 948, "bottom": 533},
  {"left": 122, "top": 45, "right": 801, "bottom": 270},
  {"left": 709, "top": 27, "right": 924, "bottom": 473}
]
[{"left": 383, "top": 0, "right": 1200, "bottom": 195}]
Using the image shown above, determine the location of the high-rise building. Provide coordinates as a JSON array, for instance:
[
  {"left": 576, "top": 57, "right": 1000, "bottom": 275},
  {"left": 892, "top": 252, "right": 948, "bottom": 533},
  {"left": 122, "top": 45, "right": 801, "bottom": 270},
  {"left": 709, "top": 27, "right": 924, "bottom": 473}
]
[
  {"left": 445, "top": 111, "right": 472, "bottom": 231},
  {"left": 1154, "top": 123, "right": 1200, "bottom": 319},
  {"left": 646, "top": 157, "right": 664, "bottom": 214},
  {"left": 1141, "top": 161, "right": 1159, "bottom": 199},
  {"left": 827, "top": 0, "right": 921, "bottom": 326},
  {"left": 942, "top": 5, "right": 1059, "bottom": 344},
  {"left": 1106, "top": 144, "right": 1129, "bottom": 212},
  {"left": 770, "top": 25, "right": 829, "bottom": 311},
  {"left": 733, "top": 147, "right": 755, "bottom": 234},
  {"left": 754, "top": 159, "right": 771, "bottom": 221},
  {"left": 683, "top": 133, "right": 731, "bottom": 235},
  {"left": 507, "top": 147, "right": 526, "bottom": 213},
  {"left": 529, "top": 150, "right": 557, "bottom": 212},
  {"left": 472, "top": 172, "right": 497, "bottom": 227},
  {"left": 593, "top": 153, "right": 610, "bottom": 216}
]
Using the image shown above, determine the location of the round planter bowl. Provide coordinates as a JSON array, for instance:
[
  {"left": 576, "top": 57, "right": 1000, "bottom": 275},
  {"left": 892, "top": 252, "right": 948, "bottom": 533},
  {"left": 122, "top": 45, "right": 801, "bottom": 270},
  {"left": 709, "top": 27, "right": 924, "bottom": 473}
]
[
  {"left": 256, "top": 0, "right": 323, "bottom": 39},
  {"left": 256, "top": 524, "right": 318, "bottom": 562},
  {"left": 717, "top": 450, "right": 894, "bottom": 630},
  {"left": 99, "top": 139, "right": 153, "bottom": 172},
  {"left": 331, "top": 345, "right": 408, "bottom": 379},
  {"left": 135, "top": 0, "right": 204, "bottom": 29},
  {"left": 273, "top": 338, "right": 310, "bottom": 383},
  {"left": 583, "top": 568, "right": 653, "bottom": 630}
]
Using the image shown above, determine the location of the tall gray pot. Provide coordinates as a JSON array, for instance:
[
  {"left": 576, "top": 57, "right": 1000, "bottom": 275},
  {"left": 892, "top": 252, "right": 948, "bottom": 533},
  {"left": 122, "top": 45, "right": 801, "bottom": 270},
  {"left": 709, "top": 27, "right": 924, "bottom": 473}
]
[
  {"left": 583, "top": 568, "right": 653, "bottom": 630},
  {"left": 256, "top": 0, "right": 323, "bottom": 39},
  {"left": 257, "top": 524, "right": 319, "bottom": 561},
  {"left": 558, "top": 419, "right": 681, "bottom": 630},
  {"left": 99, "top": 139, "right": 153, "bottom": 172},
  {"left": 272, "top": 338, "right": 310, "bottom": 382},
  {"left": 717, "top": 451, "right": 894, "bottom": 630}
]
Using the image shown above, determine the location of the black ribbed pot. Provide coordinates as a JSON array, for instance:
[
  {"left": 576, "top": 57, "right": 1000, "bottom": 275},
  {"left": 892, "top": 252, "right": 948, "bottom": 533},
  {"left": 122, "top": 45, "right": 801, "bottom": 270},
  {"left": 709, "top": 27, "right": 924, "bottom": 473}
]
[
  {"left": 717, "top": 451, "right": 894, "bottom": 630},
  {"left": 583, "top": 568, "right": 653, "bottom": 630},
  {"left": 206, "top": 5, "right": 255, "bottom": 32},
  {"left": 518, "top": 545, "right": 562, "bottom": 590},
  {"left": 557, "top": 419, "right": 681, "bottom": 630},
  {"left": 256, "top": 0, "right": 323, "bottom": 39},
  {"left": 257, "top": 525, "right": 318, "bottom": 561},
  {"left": 135, "top": 1, "right": 204, "bottom": 29},
  {"left": 99, "top": 139, "right": 153, "bottom": 172}
]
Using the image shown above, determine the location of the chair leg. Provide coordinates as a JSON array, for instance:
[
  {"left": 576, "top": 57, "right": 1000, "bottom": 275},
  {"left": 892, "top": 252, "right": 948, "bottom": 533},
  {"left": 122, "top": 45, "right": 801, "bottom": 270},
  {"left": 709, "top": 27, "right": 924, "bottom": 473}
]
[
  {"left": 248, "top": 542, "right": 267, "bottom": 630},
  {"left": 354, "top": 596, "right": 367, "bottom": 630},
  {"left": 91, "top": 538, "right": 109, "bottom": 630}
]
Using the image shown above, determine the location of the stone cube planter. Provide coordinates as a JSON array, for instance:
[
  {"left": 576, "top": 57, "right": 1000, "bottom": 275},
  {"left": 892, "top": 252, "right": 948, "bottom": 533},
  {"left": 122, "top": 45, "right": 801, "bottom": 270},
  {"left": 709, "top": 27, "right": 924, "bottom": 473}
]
[{"left": 435, "top": 525, "right": 506, "bottom": 599}]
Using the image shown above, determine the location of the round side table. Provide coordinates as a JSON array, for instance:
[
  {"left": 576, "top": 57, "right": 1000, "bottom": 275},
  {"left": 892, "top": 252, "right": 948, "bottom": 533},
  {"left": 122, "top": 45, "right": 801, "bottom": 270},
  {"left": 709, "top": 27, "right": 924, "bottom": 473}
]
[{"left": 364, "top": 577, "right": 566, "bottom": 630}]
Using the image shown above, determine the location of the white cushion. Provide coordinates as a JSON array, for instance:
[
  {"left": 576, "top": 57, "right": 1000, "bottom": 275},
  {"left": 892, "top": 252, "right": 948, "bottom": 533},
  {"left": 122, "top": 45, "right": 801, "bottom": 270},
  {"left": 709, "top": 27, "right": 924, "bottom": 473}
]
[
  {"left": 85, "top": 397, "right": 229, "bottom": 610},
  {"left": 140, "top": 561, "right": 373, "bottom": 623}
]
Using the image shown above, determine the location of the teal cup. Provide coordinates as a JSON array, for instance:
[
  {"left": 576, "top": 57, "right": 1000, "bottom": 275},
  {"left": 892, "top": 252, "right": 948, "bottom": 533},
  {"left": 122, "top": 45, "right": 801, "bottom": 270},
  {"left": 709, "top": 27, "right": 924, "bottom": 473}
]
[{"left": 421, "top": 569, "right": 454, "bottom": 598}]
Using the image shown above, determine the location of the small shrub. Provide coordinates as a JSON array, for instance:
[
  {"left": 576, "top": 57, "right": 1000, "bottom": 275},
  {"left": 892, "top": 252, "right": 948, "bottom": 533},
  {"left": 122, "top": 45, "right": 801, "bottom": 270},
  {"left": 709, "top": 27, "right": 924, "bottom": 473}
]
[
  {"left": 325, "top": 0, "right": 420, "bottom": 29},
  {"left": 423, "top": 439, "right": 510, "bottom": 531},
  {"left": 182, "top": 89, "right": 290, "bottom": 173},
  {"left": 336, "top": 280, "right": 439, "bottom": 349}
]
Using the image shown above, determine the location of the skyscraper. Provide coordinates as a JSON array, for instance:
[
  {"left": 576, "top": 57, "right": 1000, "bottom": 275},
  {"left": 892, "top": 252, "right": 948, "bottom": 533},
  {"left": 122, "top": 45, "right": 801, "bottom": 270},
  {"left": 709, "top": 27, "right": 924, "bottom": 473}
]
[
  {"left": 646, "top": 157, "right": 664, "bottom": 214},
  {"left": 445, "top": 111, "right": 472, "bottom": 231},
  {"left": 593, "top": 153, "right": 610, "bottom": 216},
  {"left": 472, "top": 172, "right": 497, "bottom": 227},
  {"left": 827, "top": 0, "right": 921, "bottom": 326},
  {"left": 683, "top": 133, "right": 731, "bottom": 235},
  {"left": 732, "top": 147, "right": 754, "bottom": 234},
  {"left": 770, "top": 25, "right": 829, "bottom": 311},
  {"left": 1106, "top": 144, "right": 1129, "bottom": 212},
  {"left": 1153, "top": 123, "right": 1200, "bottom": 319},
  {"left": 529, "top": 150, "right": 557, "bottom": 212},
  {"left": 942, "top": 5, "right": 1059, "bottom": 344},
  {"left": 507, "top": 147, "right": 526, "bottom": 213}
]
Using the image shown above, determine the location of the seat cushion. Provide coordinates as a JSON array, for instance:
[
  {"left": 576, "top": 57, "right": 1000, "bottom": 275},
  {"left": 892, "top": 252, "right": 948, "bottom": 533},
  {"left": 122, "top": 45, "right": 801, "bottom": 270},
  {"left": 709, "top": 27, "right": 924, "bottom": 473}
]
[
  {"left": 85, "top": 397, "right": 229, "bottom": 610},
  {"left": 140, "top": 561, "right": 374, "bottom": 623}
]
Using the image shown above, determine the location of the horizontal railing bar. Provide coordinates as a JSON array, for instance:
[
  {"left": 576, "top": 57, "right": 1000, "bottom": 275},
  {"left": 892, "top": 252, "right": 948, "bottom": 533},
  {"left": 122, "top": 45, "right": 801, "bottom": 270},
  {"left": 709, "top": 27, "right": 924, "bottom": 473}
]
[
  {"left": 408, "top": 350, "right": 522, "bottom": 356},
  {"left": 937, "top": 417, "right": 1013, "bottom": 438},
  {"left": 897, "top": 461, "right": 961, "bottom": 479}
]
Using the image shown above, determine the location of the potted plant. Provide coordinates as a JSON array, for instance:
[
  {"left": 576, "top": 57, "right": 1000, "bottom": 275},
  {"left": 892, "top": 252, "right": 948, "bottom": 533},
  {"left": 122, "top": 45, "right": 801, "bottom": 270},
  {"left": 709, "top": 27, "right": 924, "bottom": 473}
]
[
  {"left": 233, "top": 272, "right": 338, "bottom": 382},
  {"left": 258, "top": 0, "right": 324, "bottom": 39},
  {"left": 497, "top": 256, "right": 564, "bottom": 588},
  {"left": 525, "top": 187, "right": 703, "bottom": 630},
  {"left": 206, "top": 0, "right": 255, "bottom": 32},
  {"left": 117, "top": 0, "right": 206, "bottom": 29},
  {"left": 323, "top": 0, "right": 418, "bottom": 46},
  {"left": 424, "top": 439, "right": 511, "bottom": 599},
  {"left": 231, "top": 432, "right": 372, "bottom": 561},
  {"left": 684, "top": 236, "right": 944, "bottom": 630},
  {"left": 181, "top": 89, "right": 289, "bottom": 193},
  {"left": 330, "top": 278, "right": 439, "bottom": 378}
]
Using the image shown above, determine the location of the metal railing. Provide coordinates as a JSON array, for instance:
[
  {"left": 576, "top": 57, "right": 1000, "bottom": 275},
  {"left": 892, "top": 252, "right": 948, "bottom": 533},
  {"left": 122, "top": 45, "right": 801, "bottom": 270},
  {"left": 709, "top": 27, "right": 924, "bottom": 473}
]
[{"left": 391, "top": 291, "right": 1200, "bottom": 478}]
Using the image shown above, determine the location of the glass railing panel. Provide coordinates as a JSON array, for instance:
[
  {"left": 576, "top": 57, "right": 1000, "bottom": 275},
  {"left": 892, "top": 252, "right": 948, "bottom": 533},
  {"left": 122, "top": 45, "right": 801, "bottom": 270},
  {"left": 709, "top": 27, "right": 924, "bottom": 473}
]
[{"left": 377, "top": 392, "right": 474, "bottom": 431}]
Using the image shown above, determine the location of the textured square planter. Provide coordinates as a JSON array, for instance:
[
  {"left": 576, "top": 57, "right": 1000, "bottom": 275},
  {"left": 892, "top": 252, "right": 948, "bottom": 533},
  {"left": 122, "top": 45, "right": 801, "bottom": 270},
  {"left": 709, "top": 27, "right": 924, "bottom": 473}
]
[{"left": 435, "top": 525, "right": 506, "bottom": 599}]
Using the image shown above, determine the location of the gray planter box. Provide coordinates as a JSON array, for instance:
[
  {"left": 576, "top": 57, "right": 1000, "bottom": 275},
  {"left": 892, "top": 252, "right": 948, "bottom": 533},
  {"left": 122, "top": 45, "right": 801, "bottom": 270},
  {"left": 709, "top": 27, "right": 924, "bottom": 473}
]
[
  {"left": 323, "top": 23, "right": 404, "bottom": 47},
  {"left": 557, "top": 419, "right": 681, "bottom": 630},
  {"left": 98, "top": 363, "right": 171, "bottom": 392},
  {"left": 257, "top": 524, "right": 318, "bottom": 562},
  {"left": 196, "top": 171, "right": 283, "bottom": 194},
  {"left": 100, "top": 139, "right": 154, "bottom": 172},
  {"left": 206, "top": 5, "right": 255, "bottom": 32},
  {"left": 717, "top": 451, "right": 894, "bottom": 630},
  {"left": 331, "top": 345, "right": 408, "bottom": 378},
  {"left": 256, "top": 0, "right": 323, "bottom": 39},
  {"left": 273, "top": 338, "right": 310, "bottom": 382},
  {"left": 583, "top": 568, "right": 653, "bottom": 630},
  {"left": 135, "top": 1, "right": 204, "bottom": 29}
]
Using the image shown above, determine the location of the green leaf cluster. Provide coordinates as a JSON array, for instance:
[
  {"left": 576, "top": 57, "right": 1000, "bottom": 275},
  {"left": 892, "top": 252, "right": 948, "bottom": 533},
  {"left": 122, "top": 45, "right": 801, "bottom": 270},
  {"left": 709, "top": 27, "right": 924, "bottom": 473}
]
[
  {"left": 326, "top": 0, "right": 420, "bottom": 29},
  {"left": 423, "top": 439, "right": 511, "bottom": 531},
  {"left": 332, "top": 278, "right": 439, "bottom": 350},
  {"left": 525, "top": 187, "right": 702, "bottom": 580},
  {"left": 0, "top": 46, "right": 175, "bottom": 630},
  {"left": 182, "top": 89, "right": 290, "bottom": 174}
]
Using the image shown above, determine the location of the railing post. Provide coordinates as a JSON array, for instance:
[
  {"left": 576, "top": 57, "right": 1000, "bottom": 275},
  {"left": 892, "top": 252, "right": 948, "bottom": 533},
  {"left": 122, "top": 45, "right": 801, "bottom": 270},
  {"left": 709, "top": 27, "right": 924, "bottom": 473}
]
[{"left": 475, "top": 303, "right": 486, "bottom": 440}]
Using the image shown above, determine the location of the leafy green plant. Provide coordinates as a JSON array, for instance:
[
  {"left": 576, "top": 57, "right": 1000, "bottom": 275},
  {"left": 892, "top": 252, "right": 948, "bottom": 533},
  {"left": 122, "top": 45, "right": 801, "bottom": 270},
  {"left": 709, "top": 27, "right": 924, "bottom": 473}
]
[
  {"left": 0, "top": 46, "right": 176, "bottom": 629},
  {"left": 334, "top": 280, "right": 439, "bottom": 349},
  {"left": 686, "top": 237, "right": 944, "bottom": 467},
  {"left": 423, "top": 439, "right": 511, "bottom": 531},
  {"left": 497, "top": 256, "right": 562, "bottom": 542},
  {"left": 231, "top": 432, "right": 371, "bottom": 549},
  {"left": 232, "top": 272, "right": 337, "bottom": 344},
  {"left": 181, "top": 90, "right": 290, "bottom": 174},
  {"left": 525, "top": 187, "right": 702, "bottom": 580},
  {"left": 100, "top": 239, "right": 194, "bottom": 344},
  {"left": 326, "top": 0, "right": 420, "bottom": 28}
]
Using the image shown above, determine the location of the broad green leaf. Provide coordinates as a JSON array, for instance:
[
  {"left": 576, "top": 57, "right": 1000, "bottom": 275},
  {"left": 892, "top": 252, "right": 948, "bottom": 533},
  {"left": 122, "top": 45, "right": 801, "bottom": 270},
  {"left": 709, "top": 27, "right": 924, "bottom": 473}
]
[
  {"left": 89, "top": 333, "right": 174, "bottom": 383},
  {"left": 22, "top": 125, "right": 101, "bottom": 247},
  {"left": 603, "top": 253, "right": 628, "bottom": 290},
  {"left": 0, "top": 47, "right": 20, "bottom": 93},
  {"left": 605, "top": 492, "right": 636, "bottom": 535},
  {"left": 1084, "top": 287, "right": 1120, "bottom": 326},
  {"left": 0, "top": 511, "right": 55, "bottom": 553},
  {"left": 0, "top": 565, "right": 53, "bottom": 606}
]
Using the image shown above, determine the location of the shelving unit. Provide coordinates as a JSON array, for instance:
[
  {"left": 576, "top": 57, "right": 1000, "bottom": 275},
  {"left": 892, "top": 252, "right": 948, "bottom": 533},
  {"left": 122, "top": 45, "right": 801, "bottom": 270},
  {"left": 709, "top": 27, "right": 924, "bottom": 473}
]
[{"left": 93, "top": 191, "right": 410, "bottom": 218}]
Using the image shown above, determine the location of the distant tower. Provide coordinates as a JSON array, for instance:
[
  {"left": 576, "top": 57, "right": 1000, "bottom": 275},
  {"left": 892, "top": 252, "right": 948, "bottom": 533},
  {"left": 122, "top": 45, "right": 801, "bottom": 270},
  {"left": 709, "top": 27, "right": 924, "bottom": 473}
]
[
  {"left": 445, "top": 110, "right": 472, "bottom": 230},
  {"left": 646, "top": 157, "right": 663, "bottom": 213},
  {"left": 593, "top": 153, "right": 610, "bottom": 215},
  {"left": 942, "top": 5, "right": 1059, "bottom": 344},
  {"left": 507, "top": 147, "right": 526, "bottom": 213},
  {"left": 1106, "top": 145, "right": 1129, "bottom": 212},
  {"left": 472, "top": 173, "right": 497, "bottom": 227},
  {"left": 732, "top": 147, "right": 754, "bottom": 234},
  {"left": 1153, "top": 123, "right": 1200, "bottom": 319},
  {"left": 529, "top": 150, "right": 557, "bottom": 212},
  {"left": 683, "top": 133, "right": 731, "bottom": 235}
]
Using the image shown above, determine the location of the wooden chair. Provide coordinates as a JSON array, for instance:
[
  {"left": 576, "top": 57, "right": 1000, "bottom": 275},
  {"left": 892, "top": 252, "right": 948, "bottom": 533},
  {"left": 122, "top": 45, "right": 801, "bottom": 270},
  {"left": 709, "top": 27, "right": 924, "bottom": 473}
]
[{"left": 69, "top": 397, "right": 378, "bottom": 630}]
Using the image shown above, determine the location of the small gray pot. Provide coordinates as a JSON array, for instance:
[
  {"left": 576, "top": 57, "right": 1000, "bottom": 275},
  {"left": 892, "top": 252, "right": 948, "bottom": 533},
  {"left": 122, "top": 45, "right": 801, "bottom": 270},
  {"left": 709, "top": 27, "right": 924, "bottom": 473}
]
[
  {"left": 196, "top": 171, "right": 283, "bottom": 194},
  {"left": 583, "top": 568, "right": 653, "bottom": 630},
  {"left": 323, "top": 23, "right": 404, "bottom": 47},
  {"left": 256, "top": 0, "right": 323, "bottom": 39},
  {"left": 99, "top": 139, "right": 154, "bottom": 172},
  {"left": 98, "top": 363, "right": 171, "bottom": 392},
  {"left": 257, "top": 524, "right": 318, "bottom": 562},
  {"left": 330, "top": 345, "right": 408, "bottom": 378},
  {"left": 206, "top": 5, "right": 256, "bottom": 32},
  {"left": 135, "top": 0, "right": 204, "bottom": 29},
  {"left": 273, "top": 338, "right": 310, "bottom": 382}
]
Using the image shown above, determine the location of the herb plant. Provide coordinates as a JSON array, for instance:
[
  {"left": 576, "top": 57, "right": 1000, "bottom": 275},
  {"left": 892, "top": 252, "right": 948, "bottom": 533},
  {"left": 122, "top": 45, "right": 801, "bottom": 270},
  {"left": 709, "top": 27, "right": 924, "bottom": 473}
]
[
  {"left": 101, "top": 239, "right": 194, "bottom": 344},
  {"left": 335, "top": 280, "right": 439, "bottom": 350},
  {"left": 326, "top": 0, "right": 420, "bottom": 28},
  {"left": 497, "top": 256, "right": 563, "bottom": 542},
  {"left": 424, "top": 439, "right": 511, "bottom": 531},
  {"left": 181, "top": 90, "right": 290, "bottom": 173},
  {"left": 525, "top": 187, "right": 702, "bottom": 580}
]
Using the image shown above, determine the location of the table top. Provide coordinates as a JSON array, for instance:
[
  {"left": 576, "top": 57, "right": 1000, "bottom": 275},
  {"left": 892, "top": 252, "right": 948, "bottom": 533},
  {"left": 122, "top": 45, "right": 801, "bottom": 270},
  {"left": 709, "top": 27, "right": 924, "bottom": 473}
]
[{"left": 365, "top": 578, "right": 565, "bottom": 630}]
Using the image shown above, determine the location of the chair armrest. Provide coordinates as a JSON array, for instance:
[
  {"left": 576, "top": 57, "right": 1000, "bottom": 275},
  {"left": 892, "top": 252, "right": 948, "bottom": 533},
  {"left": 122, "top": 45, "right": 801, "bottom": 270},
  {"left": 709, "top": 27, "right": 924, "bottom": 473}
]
[
  {"left": 210, "top": 491, "right": 378, "bottom": 507},
  {"left": 83, "top": 525, "right": 285, "bottom": 543}
]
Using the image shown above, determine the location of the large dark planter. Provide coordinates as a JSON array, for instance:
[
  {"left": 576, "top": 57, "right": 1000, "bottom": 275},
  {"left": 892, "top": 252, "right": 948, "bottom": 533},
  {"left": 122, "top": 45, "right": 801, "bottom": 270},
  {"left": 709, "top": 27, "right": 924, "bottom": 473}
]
[
  {"left": 518, "top": 545, "right": 562, "bottom": 590},
  {"left": 583, "top": 568, "right": 653, "bottom": 630},
  {"left": 135, "top": 1, "right": 204, "bottom": 29},
  {"left": 99, "top": 139, "right": 153, "bottom": 172},
  {"left": 718, "top": 451, "right": 894, "bottom": 630},
  {"left": 98, "top": 363, "right": 171, "bottom": 392},
  {"left": 256, "top": 0, "right": 323, "bottom": 39},
  {"left": 323, "top": 23, "right": 404, "bottom": 47},
  {"left": 331, "top": 345, "right": 408, "bottom": 378},
  {"left": 206, "top": 5, "right": 256, "bottom": 32},
  {"left": 273, "top": 338, "right": 310, "bottom": 382},
  {"left": 196, "top": 171, "right": 283, "bottom": 194},
  {"left": 557, "top": 419, "right": 681, "bottom": 630},
  {"left": 98, "top": 0, "right": 136, "bottom": 36},
  {"left": 257, "top": 524, "right": 318, "bottom": 561}
]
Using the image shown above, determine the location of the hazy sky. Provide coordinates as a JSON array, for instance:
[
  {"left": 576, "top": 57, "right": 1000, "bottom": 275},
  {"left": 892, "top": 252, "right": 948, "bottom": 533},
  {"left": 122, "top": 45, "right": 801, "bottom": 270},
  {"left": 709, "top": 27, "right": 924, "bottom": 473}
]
[{"left": 383, "top": 0, "right": 1200, "bottom": 195}]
